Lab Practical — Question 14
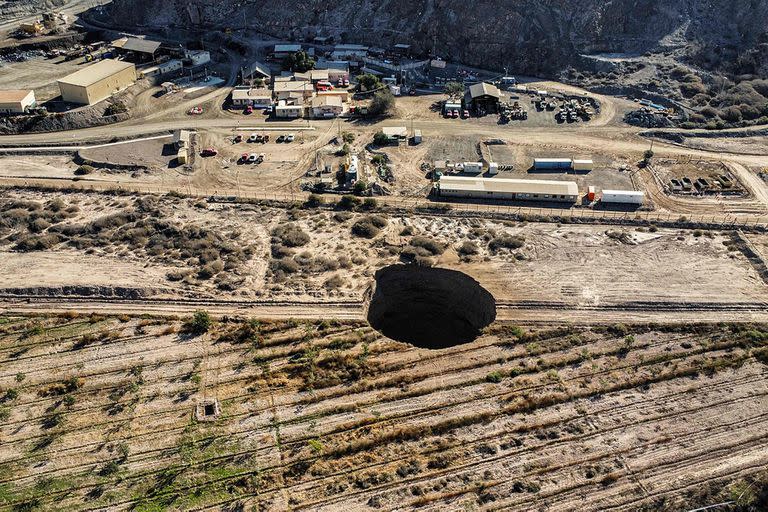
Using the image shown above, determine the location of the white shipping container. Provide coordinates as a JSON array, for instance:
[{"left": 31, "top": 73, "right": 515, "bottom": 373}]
[
  {"left": 463, "top": 162, "right": 483, "bottom": 173},
  {"left": 488, "top": 162, "right": 499, "bottom": 175},
  {"left": 601, "top": 190, "right": 644, "bottom": 205},
  {"left": 572, "top": 159, "right": 594, "bottom": 171}
]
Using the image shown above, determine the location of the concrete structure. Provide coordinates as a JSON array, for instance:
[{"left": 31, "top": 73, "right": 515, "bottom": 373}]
[
  {"left": 0, "top": 90, "right": 36, "bottom": 114},
  {"left": 231, "top": 87, "right": 272, "bottom": 108},
  {"left": 310, "top": 95, "right": 343, "bottom": 118},
  {"left": 437, "top": 176, "right": 579, "bottom": 202},
  {"left": 467, "top": 82, "right": 501, "bottom": 112},
  {"left": 173, "top": 129, "right": 192, "bottom": 149},
  {"left": 488, "top": 162, "right": 499, "bottom": 175},
  {"left": 601, "top": 190, "right": 645, "bottom": 205},
  {"left": 58, "top": 59, "right": 137, "bottom": 105},
  {"left": 274, "top": 99, "right": 305, "bottom": 118},
  {"left": 272, "top": 80, "right": 314, "bottom": 100}
]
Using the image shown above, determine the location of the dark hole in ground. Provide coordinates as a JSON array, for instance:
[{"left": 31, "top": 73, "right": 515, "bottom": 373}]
[
  {"left": 367, "top": 265, "right": 496, "bottom": 349},
  {"left": 204, "top": 403, "right": 215, "bottom": 416}
]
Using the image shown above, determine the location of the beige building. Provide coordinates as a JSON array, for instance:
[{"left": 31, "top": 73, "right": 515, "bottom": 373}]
[
  {"left": 272, "top": 79, "right": 314, "bottom": 101},
  {"left": 231, "top": 87, "right": 272, "bottom": 108},
  {"left": 310, "top": 95, "right": 343, "bottom": 118},
  {"left": 0, "top": 90, "right": 36, "bottom": 114},
  {"left": 274, "top": 99, "right": 305, "bottom": 118},
  {"left": 58, "top": 59, "right": 137, "bottom": 105}
]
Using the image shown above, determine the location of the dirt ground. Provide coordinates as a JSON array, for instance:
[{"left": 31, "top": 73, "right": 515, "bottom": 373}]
[
  {"left": 78, "top": 137, "right": 176, "bottom": 170},
  {"left": 0, "top": 314, "right": 765, "bottom": 511},
  {"left": 0, "top": 54, "right": 84, "bottom": 102}
]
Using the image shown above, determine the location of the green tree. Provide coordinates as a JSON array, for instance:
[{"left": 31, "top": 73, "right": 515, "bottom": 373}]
[
  {"left": 373, "top": 131, "right": 389, "bottom": 146},
  {"left": 284, "top": 51, "right": 315, "bottom": 72},
  {"left": 444, "top": 81, "right": 465, "bottom": 98},
  {"left": 186, "top": 310, "right": 212, "bottom": 335},
  {"left": 356, "top": 73, "right": 381, "bottom": 92},
  {"left": 353, "top": 181, "right": 369, "bottom": 196},
  {"left": 643, "top": 149, "right": 654, "bottom": 161},
  {"left": 370, "top": 89, "right": 395, "bottom": 116}
]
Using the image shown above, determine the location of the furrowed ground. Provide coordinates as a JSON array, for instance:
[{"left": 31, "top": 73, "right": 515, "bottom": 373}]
[{"left": 0, "top": 315, "right": 767, "bottom": 511}]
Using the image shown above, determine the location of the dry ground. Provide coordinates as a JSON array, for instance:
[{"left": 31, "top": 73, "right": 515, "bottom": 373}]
[
  {"left": 0, "top": 315, "right": 766, "bottom": 511},
  {"left": 0, "top": 55, "right": 85, "bottom": 102}
]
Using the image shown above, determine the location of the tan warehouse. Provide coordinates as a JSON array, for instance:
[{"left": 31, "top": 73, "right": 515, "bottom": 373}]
[
  {"left": 436, "top": 176, "right": 579, "bottom": 203},
  {"left": 0, "top": 90, "right": 36, "bottom": 114},
  {"left": 58, "top": 59, "right": 137, "bottom": 105}
]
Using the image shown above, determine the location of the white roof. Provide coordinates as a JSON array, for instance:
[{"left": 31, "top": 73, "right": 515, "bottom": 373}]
[
  {"left": 310, "top": 95, "right": 342, "bottom": 107},
  {"left": 335, "top": 44, "right": 368, "bottom": 51},
  {"left": 602, "top": 190, "right": 644, "bottom": 197},
  {"left": 272, "top": 81, "right": 314, "bottom": 93},
  {"left": 232, "top": 87, "right": 271, "bottom": 100},
  {"left": 439, "top": 176, "right": 578, "bottom": 196},
  {"left": 382, "top": 126, "right": 407, "bottom": 137},
  {"left": 59, "top": 60, "right": 135, "bottom": 88}
]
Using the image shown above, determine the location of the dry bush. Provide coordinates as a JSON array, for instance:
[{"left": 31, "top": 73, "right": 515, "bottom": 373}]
[
  {"left": 272, "top": 223, "right": 310, "bottom": 247},
  {"left": 488, "top": 234, "right": 525, "bottom": 252},
  {"left": 351, "top": 215, "right": 387, "bottom": 238}
]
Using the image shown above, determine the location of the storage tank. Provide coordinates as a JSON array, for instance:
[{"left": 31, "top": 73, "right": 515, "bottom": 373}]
[
  {"left": 534, "top": 158, "right": 572, "bottom": 171},
  {"left": 572, "top": 159, "right": 594, "bottom": 172},
  {"left": 463, "top": 162, "right": 483, "bottom": 174},
  {"left": 601, "top": 190, "right": 644, "bottom": 205}
]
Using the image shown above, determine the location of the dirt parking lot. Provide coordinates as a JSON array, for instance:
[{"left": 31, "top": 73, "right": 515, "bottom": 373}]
[{"left": 0, "top": 55, "right": 86, "bottom": 102}]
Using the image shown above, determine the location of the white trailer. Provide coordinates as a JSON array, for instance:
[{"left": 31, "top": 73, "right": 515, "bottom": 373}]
[
  {"left": 463, "top": 162, "right": 483, "bottom": 174},
  {"left": 488, "top": 162, "right": 499, "bottom": 175},
  {"left": 601, "top": 190, "right": 644, "bottom": 205}
]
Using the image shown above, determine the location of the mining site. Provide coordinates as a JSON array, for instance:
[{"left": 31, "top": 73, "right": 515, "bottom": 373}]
[{"left": 0, "top": 0, "right": 767, "bottom": 511}]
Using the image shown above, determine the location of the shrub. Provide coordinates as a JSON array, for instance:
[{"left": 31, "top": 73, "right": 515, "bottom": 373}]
[
  {"left": 352, "top": 215, "right": 387, "bottom": 238},
  {"left": 409, "top": 236, "right": 446, "bottom": 255},
  {"left": 304, "top": 194, "right": 324, "bottom": 208},
  {"left": 272, "top": 223, "right": 310, "bottom": 247},
  {"left": 276, "top": 257, "right": 300, "bottom": 274},
  {"left": 486, "top": 371, "right": 503, "bottom": 383},
  {"left": 371, "top": 154, "right": 387, "bottom": 165},
  {"left": 458, "top": 241, "right": 479, "bottom": 256},
  {"left": 104, "top": 101, "right": 128, "bottom": 116},
  {"left": 489, "top": 234, "right": 525, "bottom": 252},
  {"left": 185, "top": 310, "right": 212, "bottom": 335},
  {"left": 342, "top": 132, "right": 355, "bottom": 143},
  {"left": 370, "top": 89, "right": 395, "bottom": 116},
  {"left": 337, "top": 195, "right": 361, "bottom": 210},
  {"left": 361, "top": 198, "right": 377, "bottom": 210},
  {"left": 373, "top": 131, "right": 389, "bottom": 146},
  {"left": 75, "top": 165, "right": 95, "bottom": 175},
  {"left": 353, "top": 181, "right": 369, "bottom": 195}
]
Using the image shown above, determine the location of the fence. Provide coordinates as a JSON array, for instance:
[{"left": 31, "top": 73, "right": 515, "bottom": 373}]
[{"left": 4, "top": 178, "right": 768, "bottom": 230}]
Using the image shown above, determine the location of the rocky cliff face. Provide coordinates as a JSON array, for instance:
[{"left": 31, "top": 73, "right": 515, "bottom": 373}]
[{"left": 107, "top": 0, "right": 768, "bottom": 76}]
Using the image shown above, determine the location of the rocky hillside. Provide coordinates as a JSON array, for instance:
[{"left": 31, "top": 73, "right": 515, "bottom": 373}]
[
  {"left": 107, "top": 0, "right": 768, "bottom": 76},
  {"left": 0, "top": 0, "right": 66, "bottom": 22}
]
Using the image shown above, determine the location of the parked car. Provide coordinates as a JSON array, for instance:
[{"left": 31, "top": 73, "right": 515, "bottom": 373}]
[
  {"left": 285, "top": 134, "right": 295, "bottom": 142},
  {"left": 276, "top": 135, "right": 286, "bottom": 143},
  {"left": 262, "top": 134, "right": 270, "bottom": 143},
  {"left": 343, "top": 78, "right": 349, "bottom": 87},
  {"left": 264, "top": 106, "right": 273, "bottom": 115},
  {"left": 233, "top": 134, "right": 243, "bottom": 143},
  {"left": 200, "top": 147, "right": 218, "bottom": 157},
  {"left": 248, "top": 133, "right": 260, "bottom": 142},
  {"left": 244, "top": 105, "right": 253, "bottom": 115},
  {"left": 188, "top": 106, "right": 203, "bottom": 115},
  {"left": 240, "top": 153, "right": 249, "bottom": 163},
  {"left": 247, "top": 153, "right": 258, "bottom": 163},
  {"left": 462, "top": 110, "right": 470, "bottom": 118},
  {"left": 452, "top": 110, "right": 459, "bottom": 118}
]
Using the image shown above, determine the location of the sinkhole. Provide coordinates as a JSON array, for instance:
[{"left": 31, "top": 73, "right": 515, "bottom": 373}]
[{"left": 366, "top": 265, "right": 497, "bottom": 349}]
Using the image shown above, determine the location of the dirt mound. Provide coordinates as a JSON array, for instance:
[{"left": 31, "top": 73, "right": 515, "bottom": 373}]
[
  {"left": 0, "top": 285, "right": 159, "bottom": 299},
  {"left": 366, "top": 265, "right": 496, "bottom": 349}
]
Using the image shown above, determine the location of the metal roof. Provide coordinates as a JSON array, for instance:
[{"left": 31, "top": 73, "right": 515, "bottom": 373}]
[
  {"left": 58, "top": 60, "right": 136, "bottom": 88},
  {"left": 310, "top": 95, "right": 342, "bottom": 107},
  {"left": 601, "top": 190, "right": 644, "bottom": 197},
  {"left": 382, "top": 126, "right": 407, "bottom": 137},
  {"left": 243, "top": 60, "right": 270, "bottom": 78},
  {"left": 0, "top": 90, "right": 33, "bottom": 103},
  {"left": 274, "top": 44, "right": 301, "bottom": 53},
  {"left": 439, "top": 176, "right": 578, "bottom": 196},
  {"left": 120, "top": 37, "right": 161, "bottom": 54},
  {"left": 232, "top": 88, "right": 271, "bottom": 100},
  {"left": 469, "top": 82, "right": 500, "bottom": 99}
]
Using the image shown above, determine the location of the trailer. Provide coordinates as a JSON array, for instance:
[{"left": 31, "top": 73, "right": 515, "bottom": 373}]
[
  {"left": 601, "top": 190, "right": 644, "bottom": 205},
  {"left": 488, "top": 162, "right": 499, "bottom": 175},
  {"left": 534, "top": 158, "right": 572, "bottom": 171},
  {"left": 462, "top": 162, "right": 483, "bottom": 174}
]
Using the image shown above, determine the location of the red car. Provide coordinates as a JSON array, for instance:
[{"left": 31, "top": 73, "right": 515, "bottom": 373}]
[
  {"left": 188, "top": 106, "right": 203, "bottom": 115},
  {"left": 244, "top": 105, "right": 253, "bottom": 115},
  {"left": 200, "top": 147, "right": 218, "bottom": 157},
  {"left": 452, "top": 110, "right": 459, "bottom": 118}
]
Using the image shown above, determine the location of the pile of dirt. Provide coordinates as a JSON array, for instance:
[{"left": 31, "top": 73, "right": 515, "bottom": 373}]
[
  {"left": 366, "top": 264, "right": 496, "bottom": 349},
  {"left": 0, "top": 101, "right": 129, "bottom": 135}
]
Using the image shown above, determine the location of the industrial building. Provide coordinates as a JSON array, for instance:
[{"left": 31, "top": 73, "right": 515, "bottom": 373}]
[
  {"left": 58, "top": 59, "right": 137, "bottom": 105},
  {"left": 437, "top": 176, "right": 579, "bottom": 203},
  {"left": 184, "top": 50, "right": 210, "bottom": 67},
  {"left": 231, "top": 87, "right": 272, "bottom": 108},
  {"left": 467, "top": 82, "right": 501, "bottom": 113},
  {"left": 112, "top": 37, "right": 162, "bottom": 63},
  {"left": 140, "top": 59, "right": 183, "bottom": 83},
  {"left": 273, "top": 44, "right": 302, "bottom": 59},
  {"left": 0, "top": 90, "right": 36, "bottom": 114}
]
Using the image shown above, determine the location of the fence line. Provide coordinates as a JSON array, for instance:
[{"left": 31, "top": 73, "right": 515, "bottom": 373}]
[{"left": 5, "top": 178, "right": 768, "bottom": 230}]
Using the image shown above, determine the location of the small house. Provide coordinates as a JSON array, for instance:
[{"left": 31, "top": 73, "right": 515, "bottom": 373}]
[
  {"left": 231, "top": 87, "right": 272, "bottom": 108},
  {"left": 310, "top": 95, "right": 343, "bottom": 118},
  {"left": 274, "top": 99, "right": 305, "bottom": 118},
  {"left": 382, "top": 126, "right": 408, "bottom": 145}
]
